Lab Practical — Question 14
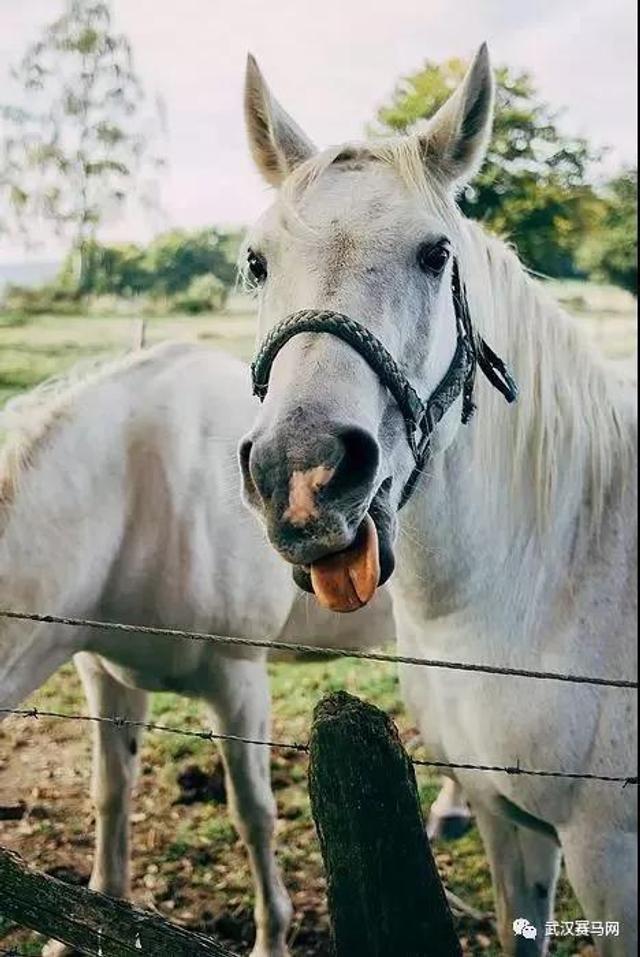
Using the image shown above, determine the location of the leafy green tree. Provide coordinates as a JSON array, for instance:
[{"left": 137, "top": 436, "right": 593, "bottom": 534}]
[
  {"left": 172, "top": 273, "right": 228, "bottom": 313},
  {"left": 71, "top": 239, "right": 150, "bottom": 295},
  {"left": 54, "top": 228, "right": 242, "bottom": 300},
  {"left": 143, "top": 228, "right": 239, "bottom": 294},
  {"left": 373, "top": 59, "right": 601, "bottom": 277},
  {"left": 0, "top": 0, "right": 162, "bottom": 292},
  {"left": 578, "top": 168, "right": 637, "bottom": 295}
]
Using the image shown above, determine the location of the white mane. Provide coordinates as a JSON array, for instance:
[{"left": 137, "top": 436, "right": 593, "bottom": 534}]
[
  {"left": 0, "top": 348, "right": 154, "bottom": 507},
  {"left": 461, "top": 222, "right": 635, "bottom": 534}
]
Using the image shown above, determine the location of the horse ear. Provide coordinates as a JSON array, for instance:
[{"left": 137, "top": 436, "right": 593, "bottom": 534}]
[
  {"left": 244, "top": 54, "right": 316, "bottom": 187},
  {"left": 418, "top": 43, "right": 494, "bottom": 190}
]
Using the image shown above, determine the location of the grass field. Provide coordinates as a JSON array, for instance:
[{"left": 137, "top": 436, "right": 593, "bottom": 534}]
[{"left": 0, "top": 282, "right": 636, "bottom": 956}]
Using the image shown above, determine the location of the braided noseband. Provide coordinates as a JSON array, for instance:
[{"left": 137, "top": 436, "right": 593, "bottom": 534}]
[{"left": 251, "top": 259, "right": 517, "bottom": 508}]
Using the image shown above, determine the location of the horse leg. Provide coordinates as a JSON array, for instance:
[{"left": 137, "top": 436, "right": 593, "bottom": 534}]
[
  {"left": 42, "top": 653, "right": 148, "bottom": 957},
  {"left": 427, "top": 776, "right": 473, "bottom": 840},
  {"left": 204, "top": 657, "right": 292, "bottom": 957},
  {"left": 560, "top": 821, "right": 637, "bottom": 956},
  {"left": 474, "top": 804, "right": 562, "bottom": 956}
]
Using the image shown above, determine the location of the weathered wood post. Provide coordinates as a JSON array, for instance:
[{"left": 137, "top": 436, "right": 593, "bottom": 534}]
[
  {"left": 308, "top": 690, "right": 462, "bottom": 957},
  {"left": 133, "top": 317, "right": 147, "bottom": 350},
  {"left": 0, "top": 845, "right": 236, "bottom": 956}
]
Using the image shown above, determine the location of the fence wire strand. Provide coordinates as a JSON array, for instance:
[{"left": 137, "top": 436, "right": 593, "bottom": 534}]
[
  {"left": 1, "top": 705, "right": 636, "bottom": 787},
  {"left": 1, "top": 609, "right": 637, "bottom": 690}
]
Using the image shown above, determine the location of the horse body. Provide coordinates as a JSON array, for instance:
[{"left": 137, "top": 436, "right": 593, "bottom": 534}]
[
  {"left": 392, "top": 272, "right": 637, "bottom": 949},
  {"left": 0, "top": 340, "right": 394, "bottom": 957},
  {"left": 240, "top": 47, "right": 637, "bottom": 955}
]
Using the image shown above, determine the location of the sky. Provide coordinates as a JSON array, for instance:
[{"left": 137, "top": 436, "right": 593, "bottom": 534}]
[{"left": 0, "top": 0, "right": 637, "bottom": 262}]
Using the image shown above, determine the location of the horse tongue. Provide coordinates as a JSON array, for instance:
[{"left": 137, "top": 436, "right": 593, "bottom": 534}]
[{"left": 310, "top": 515, "right": 380, "bottom": 613}]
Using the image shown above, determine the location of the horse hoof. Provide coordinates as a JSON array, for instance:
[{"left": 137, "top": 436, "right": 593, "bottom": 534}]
[
  {"left": 427, "top": 812, "right": 473, "bottom": 842},
  {"left": 42, "top": 942, "right": 77, "bottom": 957},
  {"left": 249, "top": 949, "right": 290, "bottom": 957}
]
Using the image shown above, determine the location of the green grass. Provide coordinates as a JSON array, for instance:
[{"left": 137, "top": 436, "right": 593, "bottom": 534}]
[
  {"left": 0, "top": 295, "right": 258, "bottom": 407},
  {"left": 0, "top": 281, "right": 635, "bottom": 405}
]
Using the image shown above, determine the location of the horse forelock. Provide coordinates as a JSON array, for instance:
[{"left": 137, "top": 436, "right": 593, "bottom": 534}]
[{"left": 284, "top": 136, "right": 453, "bottom": 214}]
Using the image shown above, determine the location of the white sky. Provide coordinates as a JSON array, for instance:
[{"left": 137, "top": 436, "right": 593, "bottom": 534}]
[{"left": 0, "top": 0, "right": 637, "bottom": 262}]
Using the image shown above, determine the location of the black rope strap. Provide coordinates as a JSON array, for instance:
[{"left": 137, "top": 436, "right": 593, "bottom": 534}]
[
  {"left": 477, "top": 339, "right": 519, "bottom": 404},
  {"left": 251, "top": 259, "right": 517, "bottom": 508},
  {"left": 252, "top": 310, "right": 426, "bottom": 430}
]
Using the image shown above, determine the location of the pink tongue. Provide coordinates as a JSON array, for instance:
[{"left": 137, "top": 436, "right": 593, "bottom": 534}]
[{"left": 310, "top": 515, "right": 380, "bottom": 613}]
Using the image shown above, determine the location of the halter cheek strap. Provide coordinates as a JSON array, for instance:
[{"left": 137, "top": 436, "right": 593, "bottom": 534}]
[{"left": 250, "top": 259, "right": 517, "bottom": 509}]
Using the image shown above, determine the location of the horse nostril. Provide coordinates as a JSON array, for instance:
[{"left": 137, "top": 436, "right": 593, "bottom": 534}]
[
  {"left": 240, "top": 435, "right": 281, "bottom": 505},
  {"left": 238, "top": 437, "right": 257, "bottom": 499},
  {"left": 329, "top": 427, "right": 380, "bottom": 501},
  {"left": 240, "top": 424, "right": 380, "bottom": 522}
]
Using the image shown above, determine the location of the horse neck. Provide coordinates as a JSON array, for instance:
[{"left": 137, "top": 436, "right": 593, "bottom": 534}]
[{"left": 395, "top": 226, "right": 634, "bottom": 639}]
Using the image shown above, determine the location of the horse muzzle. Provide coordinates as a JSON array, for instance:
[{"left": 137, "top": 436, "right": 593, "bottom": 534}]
[
  {"left": 291, "top": 482, "right": 396, "bottom": 612},
  {"left": 239, "top": 422, "right": 396, "bottom": 612}
]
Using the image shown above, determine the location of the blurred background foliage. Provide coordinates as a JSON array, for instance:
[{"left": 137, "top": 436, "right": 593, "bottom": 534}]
[
  {"left": 374, "top": 57, "right": 636, "bottom": 291},
  {"left": 0, "top": 1, "right": 166, "bottom": 295},
  {"left": 0, "top": 1, "right": 636, "bottom": 319},
  {"left": 1, "top": 229, "right": 242, "bottom": 315}
]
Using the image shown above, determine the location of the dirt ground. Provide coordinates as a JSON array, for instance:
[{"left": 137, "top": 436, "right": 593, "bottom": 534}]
[{"left": 1, "top": 661, "right": 508, "bottom": 956}]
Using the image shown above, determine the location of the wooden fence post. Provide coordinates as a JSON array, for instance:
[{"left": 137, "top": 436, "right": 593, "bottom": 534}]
[
  {"left": 308, "top": 690, "right": 462, "bottom": 957},
  {"left": 0, "top": 845, "right": 236, "bottom": 957}
]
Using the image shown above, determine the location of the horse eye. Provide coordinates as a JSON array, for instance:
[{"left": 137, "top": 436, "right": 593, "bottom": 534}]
[
  {"left": 417, "top": 241, "right": 451, "bottom": 275},
  {"left": 247, "top": 249, "right": 268, "bottom": 283}
]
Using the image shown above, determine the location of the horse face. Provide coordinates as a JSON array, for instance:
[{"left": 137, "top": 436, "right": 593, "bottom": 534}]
[{"left": 239, "top": 49, "right": 494, "bottom": 612}]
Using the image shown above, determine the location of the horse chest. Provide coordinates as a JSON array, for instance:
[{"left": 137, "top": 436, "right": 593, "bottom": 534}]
[{"left": 395, "top": 609, "right": 610, "bottom": 824}]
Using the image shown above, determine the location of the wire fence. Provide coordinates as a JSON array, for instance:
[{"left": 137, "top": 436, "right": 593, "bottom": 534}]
[
  {"left": 0, "top": 606, "right": 637, "bottom": 957},
  {"left": 0, "top": 608, "right": 637, "bottom": 787},
  {"left": 1, "top": 704, "right": 636, "bottom": 787},
  {"left": 1, "top": 609, "right": 637, "bottom": 690}
]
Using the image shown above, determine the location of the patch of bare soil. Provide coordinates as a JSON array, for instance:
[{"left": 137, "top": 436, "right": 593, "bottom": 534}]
[
  {"left": 1, "top": 712, "right": 333, "bottom": 955},
  {"left": 1, "top": 706, "right": 497, "bottom": 956}
]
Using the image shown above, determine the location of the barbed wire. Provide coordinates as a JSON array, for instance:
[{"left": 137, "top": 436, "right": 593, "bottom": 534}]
[
  {"left": 1, "top": 610, "right": 637, "bottom": 690},
  {"left": 1, "top": 705, "right": 636, "bottom": 787},
  {"left": 1, "top": 706, "right": 307, "bottom": 754}
]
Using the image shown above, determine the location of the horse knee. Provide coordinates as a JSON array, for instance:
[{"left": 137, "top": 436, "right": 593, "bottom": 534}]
[
  {"left": 231, "top": 792, "right": 277, "bottom": 846},
  {"left": 91, "top": 755, "right": 139, "bottom": 818},
  {"left": 92, "top": 786, "right": 127, "bottom": 819}
]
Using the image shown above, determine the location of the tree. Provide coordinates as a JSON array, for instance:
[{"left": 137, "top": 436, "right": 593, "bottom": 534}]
[
  {"left": 67, "top": 239, "right": 150, "bottom": 295},
  {"left": 578, "top": 168, "right": 637, "bottom": 295},
  {"left": 373, "top": 59, "right": 602, "bottom": 277},
  {"left": 143, "top": 228, "right": 240, "bottom": 294},
  {"left": 54, "top": 228, "right": 242, "bottom": 299},
  {"left": 0, "top": 0, "right": 162, "bottom": 293}
]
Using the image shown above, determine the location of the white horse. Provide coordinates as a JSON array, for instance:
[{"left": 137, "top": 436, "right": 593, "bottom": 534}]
[
  {"left": 239, "top": 46, "right": 637, "bottom": 955},
  {"left": 0, "top": 342, "right": 400, "bottom": 957}
]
